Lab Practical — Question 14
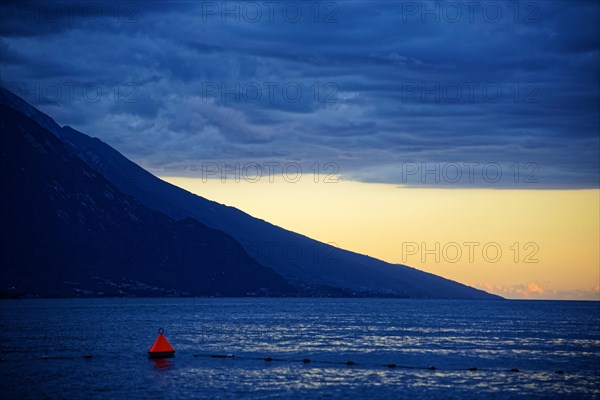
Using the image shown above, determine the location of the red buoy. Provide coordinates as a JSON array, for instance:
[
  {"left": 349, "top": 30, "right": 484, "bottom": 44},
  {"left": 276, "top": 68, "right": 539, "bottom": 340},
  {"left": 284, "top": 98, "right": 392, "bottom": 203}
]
[{"left": 148, "top": 328, "right": 175, "bottom": 358}]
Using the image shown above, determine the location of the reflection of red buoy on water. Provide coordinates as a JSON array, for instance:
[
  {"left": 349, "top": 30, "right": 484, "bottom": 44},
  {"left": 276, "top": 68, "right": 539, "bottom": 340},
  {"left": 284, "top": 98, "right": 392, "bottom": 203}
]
[{"left": 148, "top": 328, "right": 175, "bottom": 358}]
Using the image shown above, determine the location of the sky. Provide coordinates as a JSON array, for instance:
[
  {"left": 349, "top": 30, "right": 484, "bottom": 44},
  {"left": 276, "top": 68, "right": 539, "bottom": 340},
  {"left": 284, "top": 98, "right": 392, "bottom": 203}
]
[{"left": 1, "top": 0, "right": 598, "bottom": 299}]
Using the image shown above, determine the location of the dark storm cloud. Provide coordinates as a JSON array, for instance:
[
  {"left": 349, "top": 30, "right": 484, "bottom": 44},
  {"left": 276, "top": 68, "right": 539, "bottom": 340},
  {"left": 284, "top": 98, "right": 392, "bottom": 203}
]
[{"left": 0, "top": 0, "right": 598, "bottom": 188}]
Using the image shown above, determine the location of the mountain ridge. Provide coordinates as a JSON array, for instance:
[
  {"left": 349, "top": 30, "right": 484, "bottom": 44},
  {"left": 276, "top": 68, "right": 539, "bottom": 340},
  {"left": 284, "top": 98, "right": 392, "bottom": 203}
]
[
  {"left": 0, "top": 88, "right": 501, "bottom": 299},
  {"left": 0, "top": 103, "right": 294, "bottom": 297}
]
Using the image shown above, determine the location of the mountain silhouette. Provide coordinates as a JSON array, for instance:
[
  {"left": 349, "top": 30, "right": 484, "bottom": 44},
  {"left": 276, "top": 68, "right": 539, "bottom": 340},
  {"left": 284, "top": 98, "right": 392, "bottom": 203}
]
[
  {"left": 0, "top": 88, "right": 500, "bottom": 299},
  {"left": 0, "top": 104, "right": 293, "bottom": 297}
]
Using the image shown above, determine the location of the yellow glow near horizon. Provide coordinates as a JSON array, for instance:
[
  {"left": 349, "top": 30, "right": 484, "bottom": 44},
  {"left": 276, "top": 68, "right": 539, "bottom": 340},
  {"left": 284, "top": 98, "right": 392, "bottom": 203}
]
[{"left": 161, "top": 175, "right": 600, "bottom": 300}]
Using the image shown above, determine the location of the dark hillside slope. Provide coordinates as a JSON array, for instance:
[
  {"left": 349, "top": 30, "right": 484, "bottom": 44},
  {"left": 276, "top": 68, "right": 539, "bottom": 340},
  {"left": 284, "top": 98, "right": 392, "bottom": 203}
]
[
  {"left": 0, "top": 88, "right": 500, "bottom": 299},
  {"left": 0, "top": 105, "right": 292, "bottom": 297}
]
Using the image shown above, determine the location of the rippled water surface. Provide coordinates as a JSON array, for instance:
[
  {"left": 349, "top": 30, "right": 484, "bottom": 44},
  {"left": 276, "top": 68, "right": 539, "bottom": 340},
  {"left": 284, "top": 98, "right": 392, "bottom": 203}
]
[{"left": 1, "top": 298, "right": 599, "bottom": 399}]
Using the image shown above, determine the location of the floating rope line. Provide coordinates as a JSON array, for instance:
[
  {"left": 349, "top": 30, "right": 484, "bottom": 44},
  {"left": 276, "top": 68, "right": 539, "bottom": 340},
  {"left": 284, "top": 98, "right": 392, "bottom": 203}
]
[
  {"left": 0, "top": 353, "right": 569, "bottom": 375},
  {"left": 190, "top": 353, "right": 548, "bottom": 373}
]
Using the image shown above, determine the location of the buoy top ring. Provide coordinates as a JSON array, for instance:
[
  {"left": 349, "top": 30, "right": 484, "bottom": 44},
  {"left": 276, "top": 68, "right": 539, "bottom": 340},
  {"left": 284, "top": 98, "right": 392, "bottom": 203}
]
[{"left": 158, "top": 328, "right": 164, "bottom": 335}]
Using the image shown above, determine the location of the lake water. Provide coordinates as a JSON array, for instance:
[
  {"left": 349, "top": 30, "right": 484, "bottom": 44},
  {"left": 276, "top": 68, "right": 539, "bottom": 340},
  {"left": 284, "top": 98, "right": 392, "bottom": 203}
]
[{"left": 1, "top": 298, "right": 599, "bottom": 399}]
